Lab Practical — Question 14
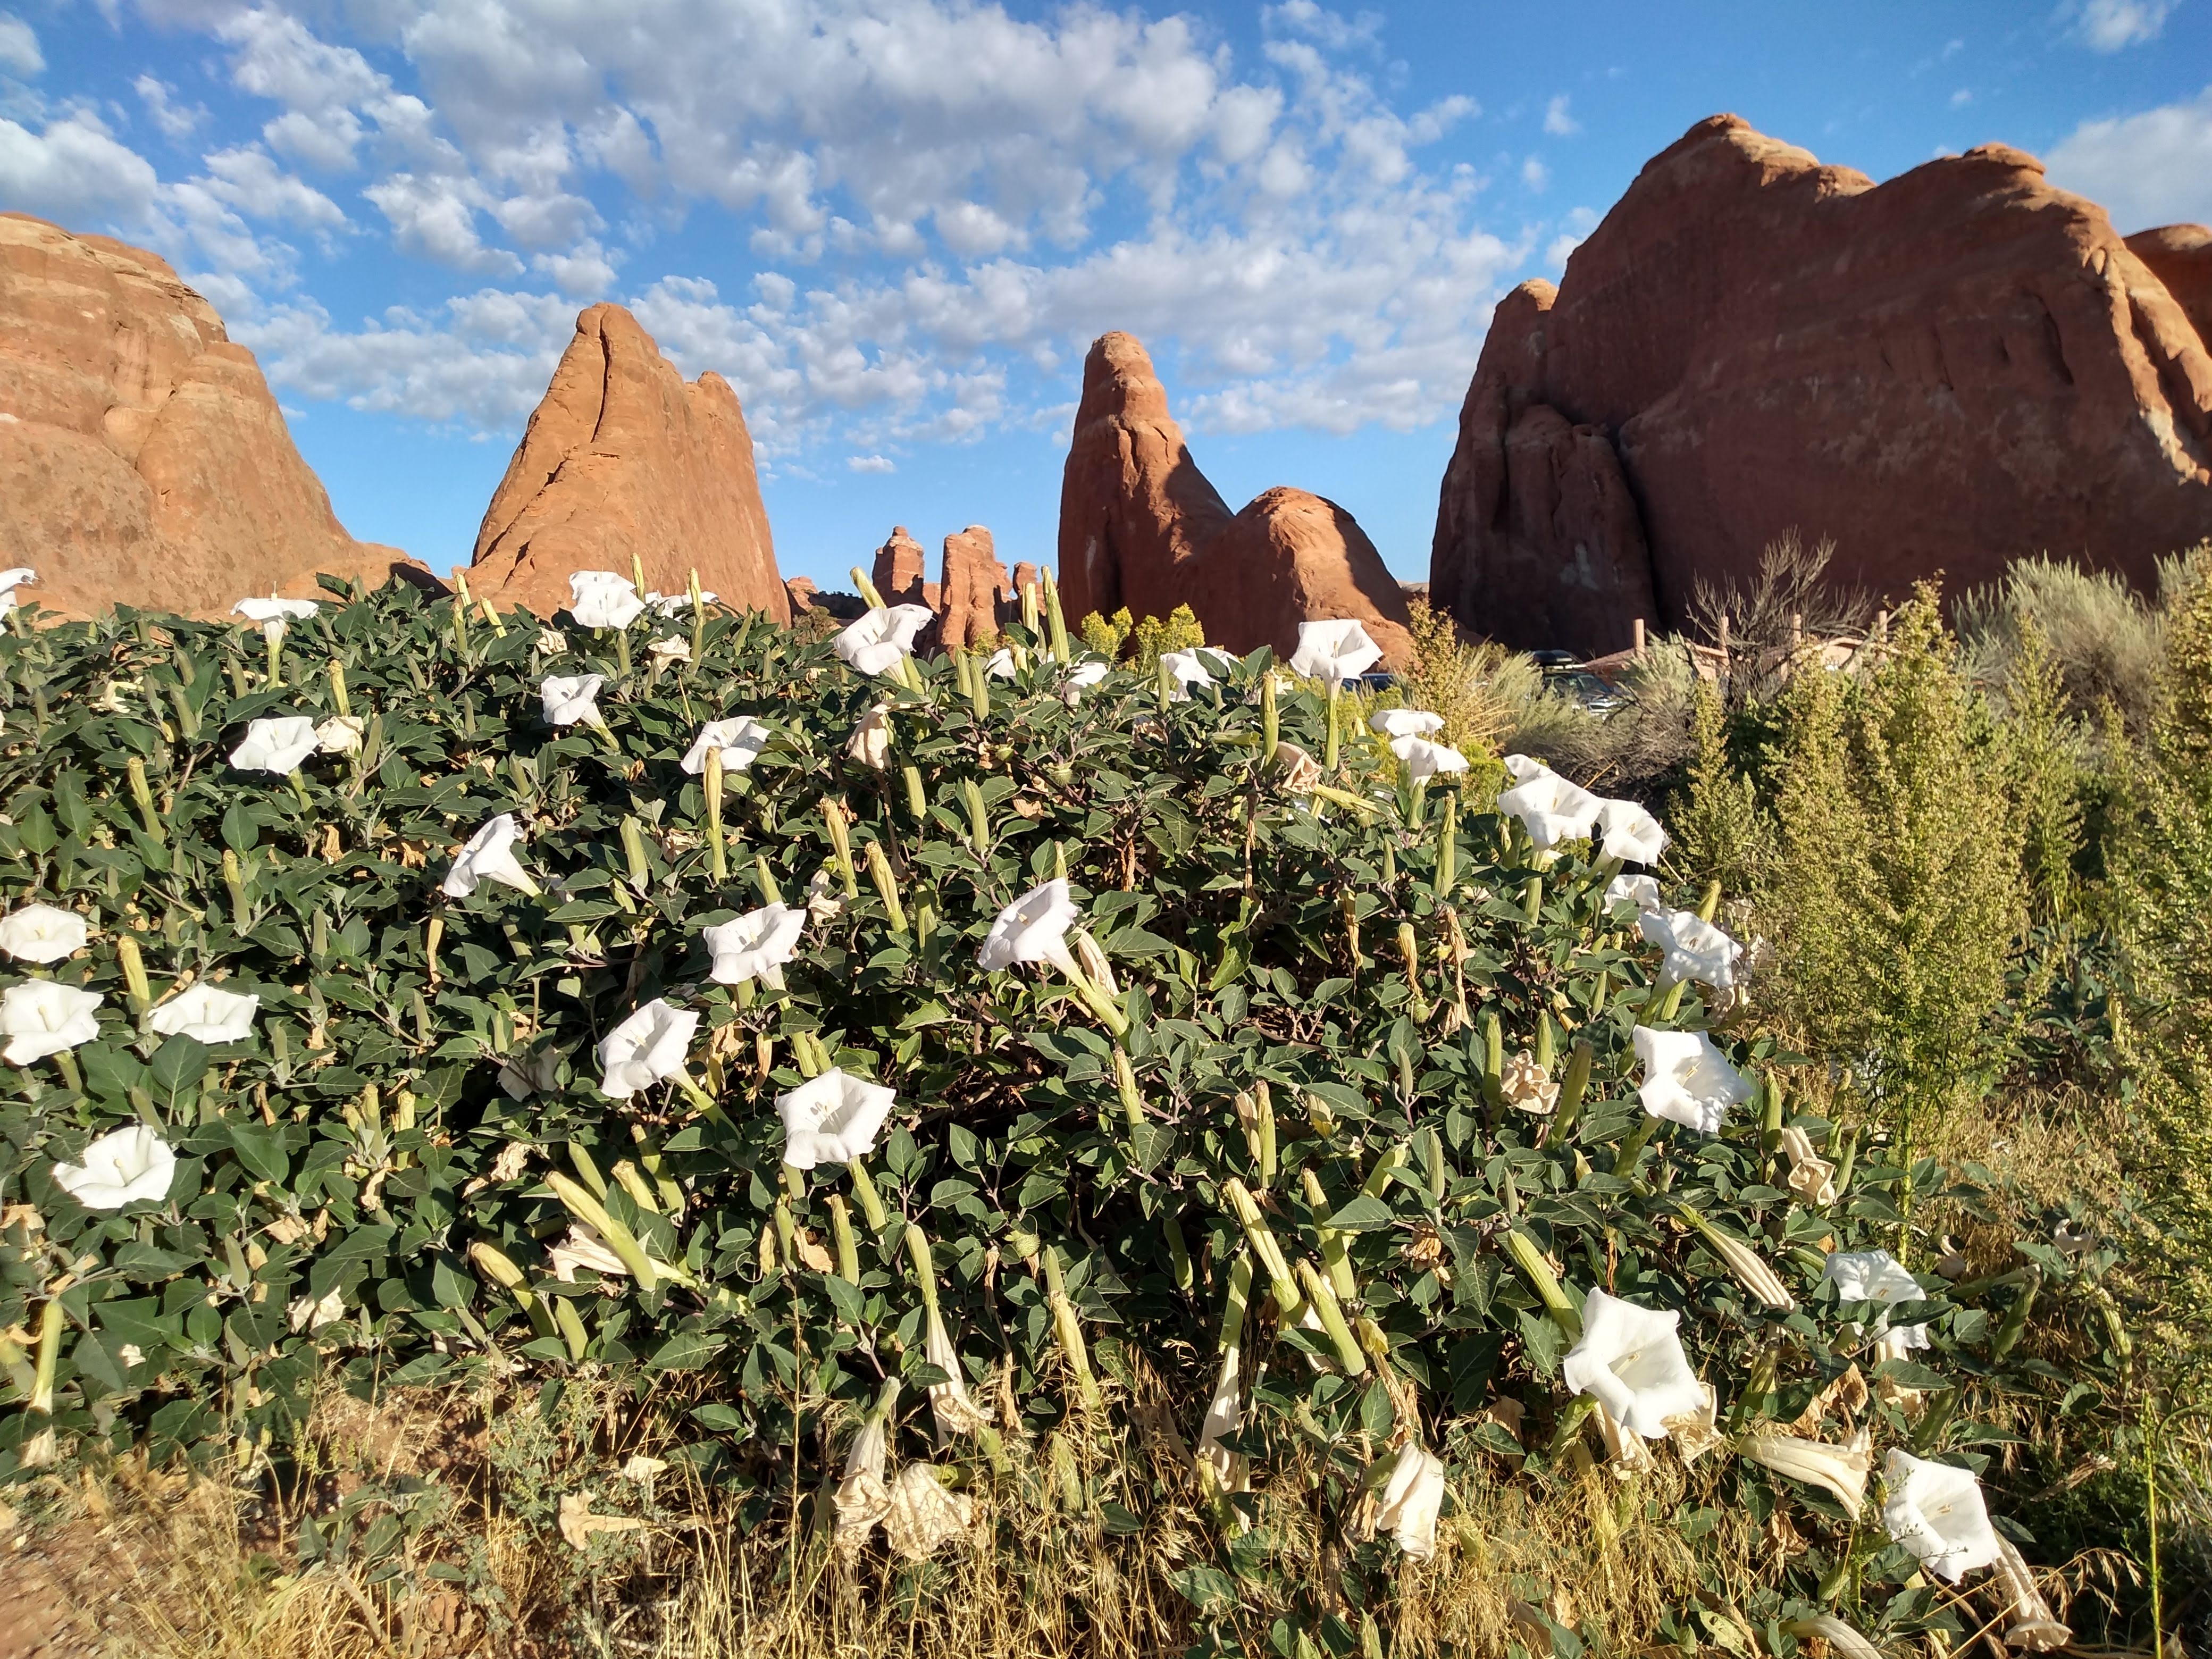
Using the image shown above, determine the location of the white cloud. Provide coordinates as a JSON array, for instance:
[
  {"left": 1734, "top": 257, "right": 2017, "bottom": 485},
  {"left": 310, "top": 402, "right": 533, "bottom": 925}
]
[
  {"left": 134, "top": 76, "right": 207, "bottom": 141},
  {"left": 1521, "top": 155, "right": 1549, "bottom": 192},
  {"left": 2072, "top": 0, "right": 2176, "bottom": 49},
  {"left": 532, "top": 238, "right": 619, "bottom": 297},
  {"left": 1543, "top": 95, "right": 1578, "bottom": 136},
  {"left": 364, "top": 172, "right": 524, "bottom": 273},
  {"left": 0, "top": 12, "right": 42, "bottom": 76},
  {"left": 1950, "top": 88, "right": 1972, "bottom": 108},
  {"left": 2047, "top": 85, "right": 2212, "bottom": 231},
  {"left": 264, "top": 107, "right": 364, "bottom": 171},
  {"left": 847, "top": 454, "right": 895, "bottom": 473},
  {"left": 199, "top": 145, "right": 347, "bottom": 229},
  {"left": 0, "top": 110, "right": 160, "bottom": 221},
  {"left": 1266, "top": 1, "right": 1383, "bottom": 53}
]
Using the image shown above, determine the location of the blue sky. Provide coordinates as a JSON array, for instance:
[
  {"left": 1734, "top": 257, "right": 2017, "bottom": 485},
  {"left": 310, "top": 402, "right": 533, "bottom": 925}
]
[{"left": 5, "top": 0, "right": 2210, "bottom": 590}]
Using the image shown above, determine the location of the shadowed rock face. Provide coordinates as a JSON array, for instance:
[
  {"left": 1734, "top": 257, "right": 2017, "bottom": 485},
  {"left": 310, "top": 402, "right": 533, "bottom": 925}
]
[
  {"left": 1431, "top": 116, "right": 2212, "bottom": 653},
  {"left": 1057, "top": 332, "right": 1414, "bottom": 665},
  {"left": 0, "top": 212, "right": 422, "bottom": 617},
  {"left": 471, "top": 304, "right": 789, "bottom": 623},
  {"left": 2130, "top": 225, "right": 2212, "bottom": 350},
  {"left": 937, "top": 525, "right": 1012, "bottom": 649}
]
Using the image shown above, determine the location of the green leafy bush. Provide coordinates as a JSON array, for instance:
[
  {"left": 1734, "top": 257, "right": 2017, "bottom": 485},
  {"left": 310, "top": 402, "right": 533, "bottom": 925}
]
[{"left": 0, "top": 580, "right": 2125, "bottom": 1648}]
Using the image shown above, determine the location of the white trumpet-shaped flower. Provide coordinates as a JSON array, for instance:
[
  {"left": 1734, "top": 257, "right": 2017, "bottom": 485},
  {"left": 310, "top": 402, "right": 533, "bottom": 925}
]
[
  {"left": 1881, "top": 1449, "right": 2002, "bottom": 1582},
  {"left": 231, "top": 594, "right": 319, "bottom": 641},
  {"left": 1158, "top": 648, "right": 1238, "bottom": 699},
  {"left": 923, "top": 1305, "right": 992, "bottom": 1445},
  {"left": 598, "top": 1000, "right": 700, "bottom": 1100},
  {"left": 1631, "top": 1027, "right": 1753, "bottom": 1133},
  {"left": 776, "top": 1067, "right": 897, "bottom": 1170},
  {"left": 229, "top": 715, "right": 320, "bottom": 774},
  {"left": 681, "top": 716, "right": 770, "bottom": 774},
  {"left": 550, "top": 1224, "right": 630, "bottom": 1281},
  {"left": 567, "top": 571, "right": 646, "bottom": 629},
  {"left": 1780, "top": 1126, "right": 1838, "bottom": 1205},
  {"left": 442, "top": 814, "right": 540, "bottom": 898},
  {"left": 833, "top": 604, "right": 935, "bottom": 676},
  {"left": 149, "top": 983, "right": 259, "bottom": 1044},
  {"left": 644, "top": 589, "right": 716, "bottom": 616},
  {"left": 978, "top": 878, "right": 1082, "bottom": 975},
  {"left": 51, "top": 1123, "right": 174, "bottom": 1210},
  {"left": 984, "top": 647, "right": 1018, "bottom": 679},
  {"left": 1738, "top": 1428, "right": 1873, "bottom": 1513},
  {"left": 1639, "top": 908, "right": 1745, "bottom": 992},
  {"left": 1288, "top": 619, "right": 1383, "bottom": 688},
  {"left": 540, "top": 673, "right": 607, "bottom": 729},
  {"left": 1061, "top": 658, "right": 1110, "bottom": 703},
  {"left": 0, "top": 566, "right": 35, "bottom": 611},
  {"left": 1501, "top": 753, "right": 1547, "bottom": 783},
  {"left": 1561, "top": 1287, "right": 1708, "bottom": 1441},
  {"left": 1, "top": 981, "right": 103, "bottom": 1064},
  {"left": 701, "top": 903, "right": 807, "bottom": 986},
  {"left": 1391, "top": 734, "right": 1469, "bottom": 782},
  {"left": 1197, "top": 1344, "right": 1251, "bottom": 1492},
  {"left": 1497, "top": 763, "right": 1604, "bottom": 850},
  {"left": 315, "top": 715, "right": 364, "bottom": 755},
  {"left": 1991, "top": 1536, "right": 2073, "bottom": 1651},
  {"left": 1596, "top": 798, "right": 1669, "bottom": 864},
  {"left": 1371, "top": 1443, "right": 1447, "bottom": 1560},
  {"left": 0, "top": 903, "right": 88, "bottom": 964},
  {"left": 1371, "top": 708, "right": 1444, "bottom": 740},
  {"left": 847, "top": 702, "right": 892, "bottom": 768},
  {"left": 1604, "top": 875, "right": 1665, "bottom": 916},
  {"left": 1820, "top": 1250, "right": 1933, "bottom": 1351}
]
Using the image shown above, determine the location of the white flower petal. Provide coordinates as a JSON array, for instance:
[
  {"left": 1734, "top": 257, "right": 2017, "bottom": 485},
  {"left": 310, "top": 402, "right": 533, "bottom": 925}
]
[
  {"left": 1881, "top": 1449, "right": 2002, "bottom": 1582},
  {"left": 0, "top": 903, "right": 89, "bottom": 964},
  {"left": 702, "top": 903, "right": 807, "bottom": 986},
  {"left": 1596, "top": 798, "right": 1669, "bottom": 864},
  {"left": 776, "top": 1067, "right": 897, "bottom": 1169},
  {"left": 228, "top": 715, "right": 320, "bottom": 774},
  {"left": 51, "top": 1123, "right": 175, "bottom": 1210},
  {"left": 567, "top": 571, "right": 646, "bottom": 630},
  {"left": 1631, "top": 1027, "right": 1753, "bottom": 1133},
  {"left": 1, "top": 981, "right": 103, "bottom": 1065},
  {"left": 681, "top": 716, "right": 772, "bottom": 774},
  {"left": 978, "top": 879, "right": 1081, "bottom": 973},
  {"left": 1288, "top": 619, "right": 1383, "bottom": 688},
  {"left": 540, "top": 673, "right": 607, "bottom": 728},
  {"left": 148, "top": 983, "right": 259, "bottom": 1044},
  {"left": 597, "top": 1000, "right": 700, "bottom": 1099},
  {"left": 1561, "top": 1287, "right": 1707, "bottom": 1442},
  {"left": 1639, "top": 908, "right": 1744, "bottom": 991}
]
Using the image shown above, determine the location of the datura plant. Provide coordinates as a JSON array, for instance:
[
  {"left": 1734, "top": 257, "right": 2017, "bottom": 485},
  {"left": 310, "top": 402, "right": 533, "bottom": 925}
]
[{"left": 0, "top": 573, "right": 2123, "bottom": 1650}]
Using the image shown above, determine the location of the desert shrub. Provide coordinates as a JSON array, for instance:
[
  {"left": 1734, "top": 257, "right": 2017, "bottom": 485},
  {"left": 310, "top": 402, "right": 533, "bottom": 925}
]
[
  {"left": 1687, "top": 531, "right": 1876, "bottom": 682},
  {"left": 1077, "top": 605, "right": 1205, "bottom": 671},
  {"left": 1758, "top": 589, "right": 2026, "bottom": 1119},
  {"left": 0, "top": 579, "right": 2131, "bottom": 1652},
  {"left": 1955, "top": 554, "right": 2167, "bottom": 735}
]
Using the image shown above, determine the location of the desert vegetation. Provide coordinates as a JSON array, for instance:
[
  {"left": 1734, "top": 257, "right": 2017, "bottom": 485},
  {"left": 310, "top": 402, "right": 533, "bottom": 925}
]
[{"left": 0, "top": 557, "right": 2202, "bottom": 1658}]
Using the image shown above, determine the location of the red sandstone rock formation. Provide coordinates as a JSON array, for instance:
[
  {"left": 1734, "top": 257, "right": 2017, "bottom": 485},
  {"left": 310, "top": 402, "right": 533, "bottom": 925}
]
[
  {"left": 937, "top": 525, "right": 1012, "bottom": 649},
  {"left": 871, "top": 526, "right": 928, "bottom": 606},
  {"left": 471, "top": 304, "right": 788, "bottom": 623},
  {"left": 0, "top": 213, "right": 423, "bottom": 617},
  {"left": 1432, "top": 117, "right": 2212, "bottom": 652},
  {"left": 2130, "top": 225, "right": 2212, "bottom": 350},
  {"left": 1058, "top": 332, "right": 1413, "bottom": 666},
  {"left": 785, "top": 576, "right": 820, "bottom": 613}
]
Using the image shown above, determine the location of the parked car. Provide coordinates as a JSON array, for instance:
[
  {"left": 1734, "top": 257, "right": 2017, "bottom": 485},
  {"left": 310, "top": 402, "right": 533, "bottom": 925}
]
[{"left": 1542, "top": 663, "right": 1626, "bottom": 716}]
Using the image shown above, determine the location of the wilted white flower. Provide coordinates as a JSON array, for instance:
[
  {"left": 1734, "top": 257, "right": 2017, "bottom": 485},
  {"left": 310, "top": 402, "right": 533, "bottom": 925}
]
[
  {"left": 598, "top": 1000, "right": 700, "bottom": 1099},
  {"left": 833, "top": 605, "right": 935, "bottom": 676},
  {"left": 806, "top": 866, "right": 845, "bottom": 925},
  {"left": 1370, "top": 1443, "right": 1447, "bottom": 1560},
  {"left": 550, "top": 1224, "right": 630, "bottom": 1282},
  {"left": 1197, "top": 1344, "right": 1250, "bottom": 1492},
  {"left": 647, "top": 635, "right": 691, "bottom": 663},
  {"left": 978, "top": 878, "right": 1082, "bottom": 975},
  {"left": 1497, "top": 764, "right": 1604, "bottom": 850},
  {"left": 1820, "top": 1250, "right": 1932, "bottom": 1351},
  {"left": 50, "top": 1123, "right": 174, "bottom": 1210},
  {"left": 0, "top": 566, "right": 34, "bottom": 612},
  {"left": 231, "top": 594, "right": 318, "bottom": 641},
  {"left": 315, "top": 715, "right": 364, "bottom": 755},
  {"left": 1639, "top": 908, "right": 1744, "bottom": 992},
  {"left": 1780, "top": 1126, "right": 1837, "bottom": 1205},
  {"left": 777, "top": 1067, "right": 897, "bottom": 1170},
  {"left": 1274, "top": 741, "right": 1322, "bottom": 793},
  {"left": 1371, "top": 708, "right": 1445, "bottom": 740},
  {"left": 1390, "top": 734, "right": 1469, "bottom": 782},
  {"left": 1561, "top": 1288, "right": 1708, "bottom": 1441},
  {"left": 1881, "top": 1449, "right": 2002, "bottom": 1582},
  {"left": 884, "top": 1464, "right": 975, "bottom": 1562},
  {"left": 1501, "top": 1050, "right": 1559, "bottom": 1116},
  {"left": 848, "top": 702, "right": 892, "bottom": 769},
  {"left": 1595, "top": 798, "right": 1668, "bottom": 864},
  {"left": 644, "top": 589, "right": 715, "bottom": 616},
  {"left": 702, "top": 903, "right": 807, "bottom": 986},
  {"left": 540, "top": 673, "right": 607, "bottom": 729},
  {"left": 118, "top": 1343, "right": 145, "bottom": 1369},
  {"left": 1288, "top": 619, "right": 1383, "bottom": 688},
  {"left": 148, "top": 983, "right": 259, "bottom": 1044},
  {"left": 1631, "top": 1027, "right": 1753, "bottom": 1132},
  {"left": 567, "top": 571, "right": 645, "bottom": 630},
  {"left": 923, "top": 1305, "right": 992, "bottom": 1445},
  {"left": 1, "top": 981, "right": 103, "bottom": 1064},
  {"left": 288, "top": 1286, "right": 346, "bottom": 1334},
  {"left": 229, "top": 715, "right": 320, "bottom": 774},
  {"left": 1990, "top": 1536, "right": 2073, "bottom": 1651},
  {"left": 0, "top": 903, "right": 88, "bottom": 964},
  {"left": 535, "top": 627, "right": 568, "bottom": 654},
  {"left": 834, "top": 1397, "right": 895, "bottom": 1555},
  {"left": 1604, "top": 875, "right": 1665, "bottom": 915},
  {"left": 1738, "top": 1428, "right": 1873, "bottom": 1513},
  {"left": 681, "top": 716, "right": 770, "bottom": 774},
  {"left": 442, "top": 814, "right": 540, "bottom": 899}
]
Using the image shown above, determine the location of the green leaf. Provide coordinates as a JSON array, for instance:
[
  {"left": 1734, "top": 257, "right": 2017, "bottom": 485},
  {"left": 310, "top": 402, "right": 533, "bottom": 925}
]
[
  {"left": 1322, "top": 1193, "right": 1396, "bottom": 1233},
  {"left": 650, "top": 1331, "right": 725, "bottom": 1371},
  {"left": 228, "top": 1122, "right": 289, "bottom": 1184}
]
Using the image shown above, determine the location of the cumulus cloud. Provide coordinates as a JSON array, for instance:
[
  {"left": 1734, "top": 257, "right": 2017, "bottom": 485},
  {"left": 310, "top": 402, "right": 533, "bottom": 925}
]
[
  {"left": 135, "top": 76, "right": 207, "bottom": 141},
  {"left": 847, "top": 454, "right": 895, "bottom": 473},
  {"left": 2047, "top": 85, "right": 2212, "bottom": 231},
  {"left": 199, "top": 145, "right": 348, "bottom": 229},
  {"left": 365, "top": 172, "right": 524, "bottom": 273},
  {"left": 1543, "top": 95, "right": 1578, "bottom": 136},
  {"left": 1521, "top": 155, "right": 1549, "bottom": 192},
  {"left": 0, "top": 12, "right": 41, "bottom": 76},
  {"left": 2071, "top": 0, "right": 2176, "bottom": 50},
  {"left": 0, "top": 110, "right": 160, "bottom": 221}
]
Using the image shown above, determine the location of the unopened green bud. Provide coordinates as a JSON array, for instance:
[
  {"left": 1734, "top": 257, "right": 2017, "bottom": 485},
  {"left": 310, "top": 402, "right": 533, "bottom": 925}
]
[{"left": 864, "top": 840, "right": 907, "bottom": 933}]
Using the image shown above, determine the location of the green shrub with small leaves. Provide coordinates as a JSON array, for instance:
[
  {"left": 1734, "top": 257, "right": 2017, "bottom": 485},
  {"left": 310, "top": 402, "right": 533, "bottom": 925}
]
[{"left": 0, "top": 576, "right": 2130, "bottom": 1650}]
